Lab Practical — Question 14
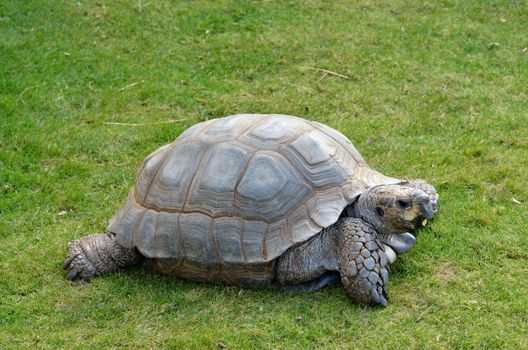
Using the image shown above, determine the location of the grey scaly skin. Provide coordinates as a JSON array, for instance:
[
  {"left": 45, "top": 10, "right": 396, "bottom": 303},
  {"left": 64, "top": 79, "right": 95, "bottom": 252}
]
[
  {"left": 275, "top": 218, "right": 389, "bottom": 306},
  {"left": 64, "top": 233, "right": 140, "bottom": 282},
  {"left": 275, "top": 183, "right": 436, "bottom": 306}
]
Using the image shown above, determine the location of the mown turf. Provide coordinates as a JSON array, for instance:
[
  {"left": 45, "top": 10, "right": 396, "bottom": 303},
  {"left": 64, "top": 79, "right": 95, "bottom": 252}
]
[{"left": 1, "top": 0, "right": 527, "bottom": 349}]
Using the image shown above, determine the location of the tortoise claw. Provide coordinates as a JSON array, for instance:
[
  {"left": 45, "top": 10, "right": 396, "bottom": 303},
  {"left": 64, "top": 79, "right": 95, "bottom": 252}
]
[
  {"left": 64, "top": 239, "right": 97, "bottom": 282},
  {"left": 65, "top": 256, "right": 96, "bottom": 282},
  {"left": 81, "top": 273, "right": 91, "bottom": 283},
  {"left": 63, "top": 255, "right": 75, "bottom": 269},
  {"left": 371, "top": 287, "right": 388, "bottom": 307},
  {"left": 67, "top": 266, "right": 81, "bottom": 280}
]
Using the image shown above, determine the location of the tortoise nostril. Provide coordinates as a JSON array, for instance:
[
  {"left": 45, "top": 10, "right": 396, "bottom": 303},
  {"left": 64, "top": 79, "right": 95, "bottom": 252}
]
[{"left": 416, "top": 194, "right": 430, "bottom": 202}]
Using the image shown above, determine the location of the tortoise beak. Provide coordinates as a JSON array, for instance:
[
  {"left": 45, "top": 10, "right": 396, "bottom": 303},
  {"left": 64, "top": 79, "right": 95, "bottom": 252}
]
[{"left": 416, "top": 194, "right": 435, "bottom": 221}]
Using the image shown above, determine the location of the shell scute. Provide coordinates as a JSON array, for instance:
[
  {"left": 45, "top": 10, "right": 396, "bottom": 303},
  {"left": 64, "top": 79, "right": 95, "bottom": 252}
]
[
  {"left": 185, "top": 142, "right": 250, "bottom": 216},
  {"left": 282, "top": 131, "right": 349, "bottom": 189},
  {"left": 306, "top": 187, "right": 349, "bottom": 228},
  {"left": 264, "top": 221, "right": 290, "bottom": 260},
  {"left": 151, "top": 211, "right": 181, "bottom": 259},
  {"left": 199, "top": 114, "right": 262, "bottom": 143},
  {"left": 135, "top": 144, "right": 172, "bottom": 203},
  {"left": 242, "top": 220, "right": 268, "bottom": 263},
  {"left": 289, "top": 205, "right": 321, "bottom": 243},
  {"left": 179, "top": 213, "right": 217, "bottom": 266},
  {"left": 134, "top": 209, "right": 158, "bottom": 256},
  {"left": 235, "top": 152, "right": 312, "bottom": 222},
  {"left": 239, "top": 115, "right": 309, "bottom": 150},
  {"left": 214, "top": 217, "right": 244, "bottom": 264},
  {"left": 143, "top": 142, "right": 205, "bottom": 210}
]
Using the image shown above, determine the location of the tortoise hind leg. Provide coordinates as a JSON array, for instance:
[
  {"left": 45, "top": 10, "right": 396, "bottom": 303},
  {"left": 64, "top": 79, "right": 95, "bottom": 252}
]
[
  {"left": 337, "top": 218, "right": 390, "bottom": 307},
  {"left": 276, "top": 271, "right": 340, "bottom": 292},
  {"left": 274, "top": 226, "right": 339, "bottom": 290},
  {"left": 64, "top": 233, "right": 140, "bottom": 282}
]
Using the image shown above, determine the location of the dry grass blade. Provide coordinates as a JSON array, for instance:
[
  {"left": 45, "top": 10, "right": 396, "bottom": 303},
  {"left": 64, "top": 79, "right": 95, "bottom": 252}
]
[
  {"left": 119, "top": 80, "right": 145, "bottom": 91},
  {"left": 297, "top": 65, "right": 351, "bottom": 79},
  {"left": 102, "top": 119, "right": 186, "bottom": 126},
  {"left": 416, "top": 304, "right": 435, "bottom": 323}
]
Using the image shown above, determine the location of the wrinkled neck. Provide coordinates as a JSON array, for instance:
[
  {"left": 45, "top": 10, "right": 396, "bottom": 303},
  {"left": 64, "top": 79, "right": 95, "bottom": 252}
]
[{"left": 348, "top": 190, "right": 384, "bottom": 232}]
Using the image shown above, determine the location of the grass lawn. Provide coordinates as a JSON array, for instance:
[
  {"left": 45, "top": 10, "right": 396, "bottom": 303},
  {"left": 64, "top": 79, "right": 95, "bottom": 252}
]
[{"left": 1, "top": 0, "right": 527, "bottom": 348}]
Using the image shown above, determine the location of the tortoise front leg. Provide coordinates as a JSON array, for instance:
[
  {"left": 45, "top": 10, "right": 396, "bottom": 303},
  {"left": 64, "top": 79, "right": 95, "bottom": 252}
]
[
  {"left": 64, "top": 233, "right": 140, "bottom": 282},
  {"left": 337, "top": 218, "right": 390, "bottom": 307}
]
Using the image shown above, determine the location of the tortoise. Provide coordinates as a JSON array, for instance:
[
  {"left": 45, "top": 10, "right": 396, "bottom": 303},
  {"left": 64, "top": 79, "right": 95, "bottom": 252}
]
[{"left": 64, "top": 114, "right": 438, "bottom": 306}]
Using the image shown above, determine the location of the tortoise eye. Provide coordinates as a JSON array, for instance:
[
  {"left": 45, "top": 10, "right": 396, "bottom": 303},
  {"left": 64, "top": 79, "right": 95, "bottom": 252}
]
[
  {"left": 376, "top": 207, "right": 385, "bottom": 217},
  {"left": 396, "top": 199, "right": 411, "bottom": 209}
]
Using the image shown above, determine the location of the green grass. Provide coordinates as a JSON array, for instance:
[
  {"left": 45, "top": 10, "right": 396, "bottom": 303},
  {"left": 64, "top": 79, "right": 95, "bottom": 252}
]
[{"left": 1, "top": 0, "right": 527, "bottom": 348}]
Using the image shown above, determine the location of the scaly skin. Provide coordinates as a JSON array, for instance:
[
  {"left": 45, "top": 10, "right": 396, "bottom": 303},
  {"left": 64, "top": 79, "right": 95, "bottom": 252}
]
[
  {"left": 276, "top": 217, "right": 390, "bottom": 306},
  {"left": 275, "top": 226, "right": 338, "bottom": 286},
  {"left": 337, "top": 218, "right": 390, "bottom": 307},
  {"left": 64, "top": 233, "right": 140, "bottom": 282}
]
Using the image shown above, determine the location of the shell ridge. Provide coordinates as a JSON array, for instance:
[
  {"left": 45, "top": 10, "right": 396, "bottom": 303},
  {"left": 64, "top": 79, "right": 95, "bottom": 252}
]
[
  {"left": 233, "top": 114, "right": 267, "bottom": 141},
  {"left": 181, "top": 147, "right": 208, "bottom": 210},
  {"left": 210, "top": 218, "right": 224, "bottom": 267},
  {"left": 140, "top": 144, "right": 177, "bottom": 204},
  {"left": 240, "top": 220, "right": 247, "bottom": 262},
  {"left": 233, "top": 151, "right": 257, "bottom": 210},
  {"left": 131, "top": 209, "right": 147, "bottom": 250}
]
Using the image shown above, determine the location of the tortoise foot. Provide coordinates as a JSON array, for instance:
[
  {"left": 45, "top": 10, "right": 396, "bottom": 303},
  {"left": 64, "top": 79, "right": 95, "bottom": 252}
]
[{"left": 64, "top": 237, "right": 99, "bottom": 282}]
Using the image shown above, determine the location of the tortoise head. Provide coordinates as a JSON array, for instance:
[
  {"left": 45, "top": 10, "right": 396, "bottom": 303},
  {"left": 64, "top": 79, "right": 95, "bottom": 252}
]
[{"left": 354, "top": 184, "right": 435, "bottom": 236}]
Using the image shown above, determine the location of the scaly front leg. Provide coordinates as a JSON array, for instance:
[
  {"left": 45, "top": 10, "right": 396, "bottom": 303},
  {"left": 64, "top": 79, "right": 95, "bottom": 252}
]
[{"left": 337, "top": 218, "right": 390, "bottom": 307}]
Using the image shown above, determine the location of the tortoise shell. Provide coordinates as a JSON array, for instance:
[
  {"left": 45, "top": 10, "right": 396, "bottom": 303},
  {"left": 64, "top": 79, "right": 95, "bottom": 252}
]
[{"left": 107, "top": 114, "right": 398, "bottom": 269}]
